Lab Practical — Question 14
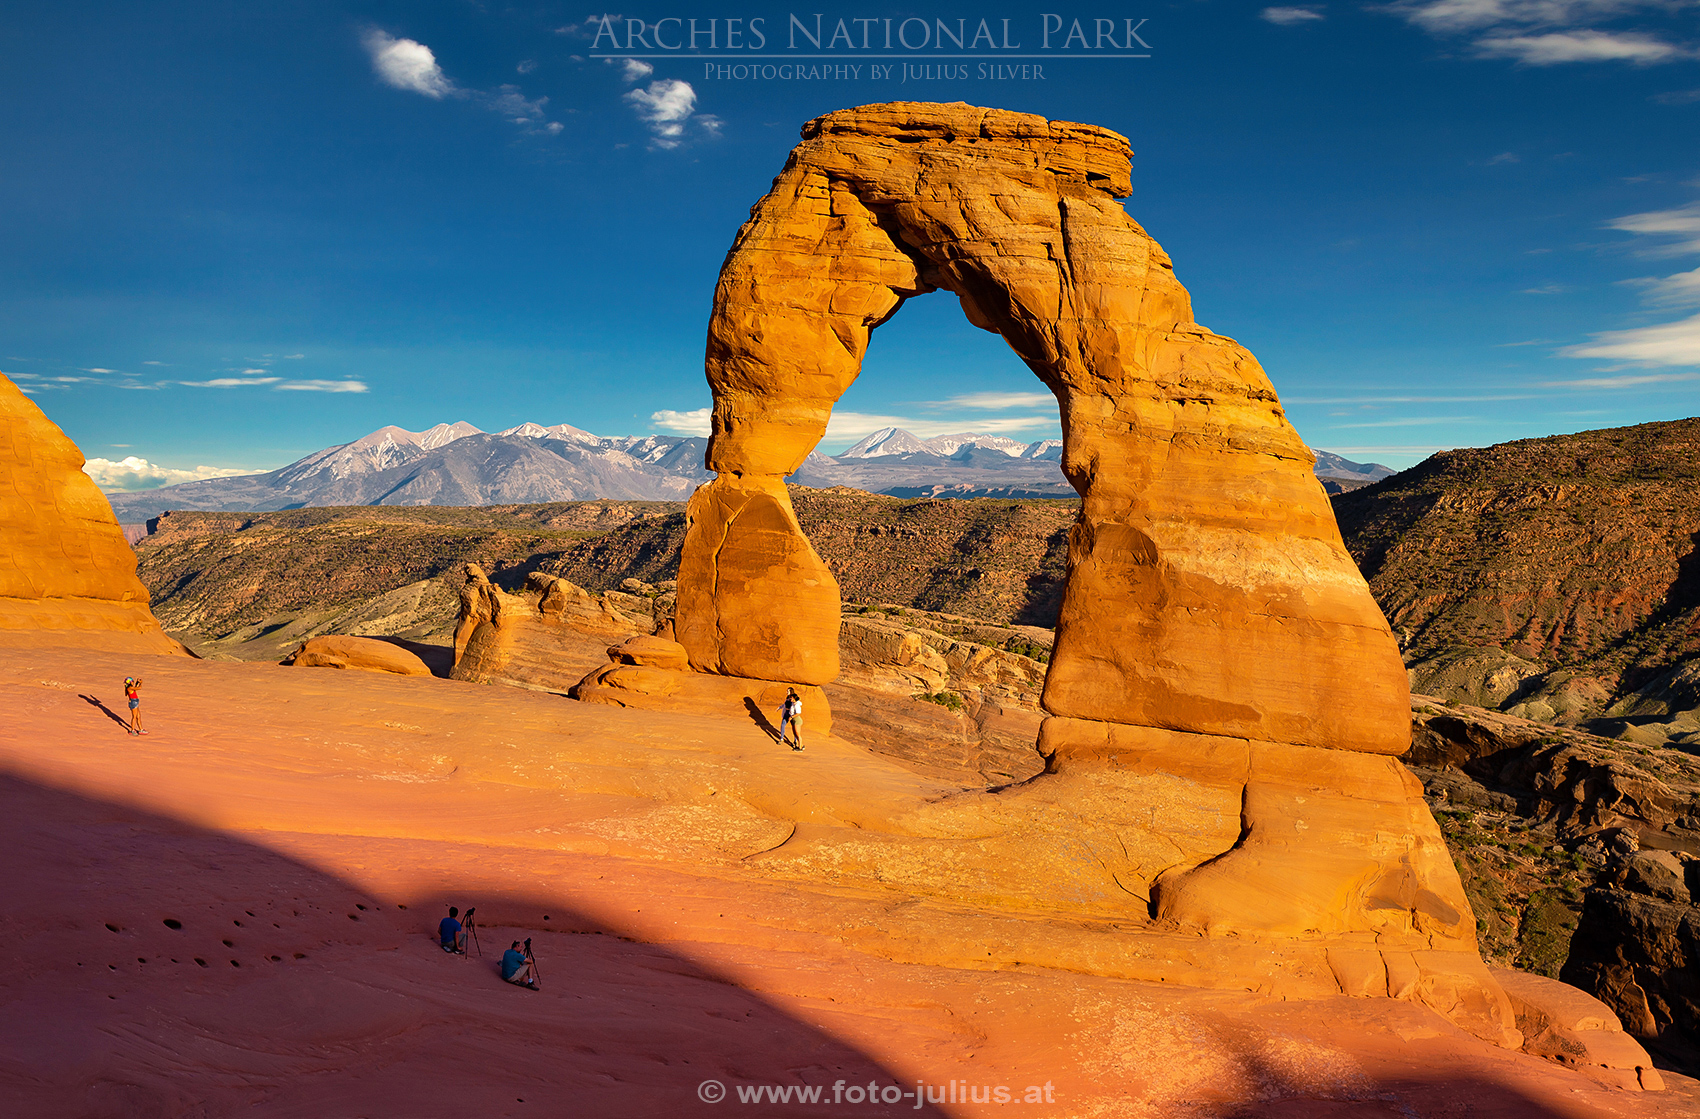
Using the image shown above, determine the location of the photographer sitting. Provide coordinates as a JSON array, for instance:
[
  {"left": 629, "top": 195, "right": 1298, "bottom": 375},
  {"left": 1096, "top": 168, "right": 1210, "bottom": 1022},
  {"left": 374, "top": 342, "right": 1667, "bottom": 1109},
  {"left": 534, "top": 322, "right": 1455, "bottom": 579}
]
[{"left": 501, "top": 940, "right": 539, "bottom": 989}]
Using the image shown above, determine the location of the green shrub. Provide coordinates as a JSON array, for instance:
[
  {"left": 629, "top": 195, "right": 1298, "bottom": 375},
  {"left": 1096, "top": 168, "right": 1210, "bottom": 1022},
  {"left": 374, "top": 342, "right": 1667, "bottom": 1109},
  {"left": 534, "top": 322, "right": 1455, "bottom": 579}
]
[{"left": 917, "top": 690, "right": 964, "bottom": 712}]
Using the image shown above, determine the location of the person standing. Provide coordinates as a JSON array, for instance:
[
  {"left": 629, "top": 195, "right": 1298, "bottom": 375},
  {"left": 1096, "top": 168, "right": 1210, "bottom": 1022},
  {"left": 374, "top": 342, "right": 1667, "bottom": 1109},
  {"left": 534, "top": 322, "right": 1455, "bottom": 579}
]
[
  {"left": 778, "top": 688, "right": 803, "bottom": 751},
  {"left": 124, "top": 677, "right": 147, "bottom": 736}
]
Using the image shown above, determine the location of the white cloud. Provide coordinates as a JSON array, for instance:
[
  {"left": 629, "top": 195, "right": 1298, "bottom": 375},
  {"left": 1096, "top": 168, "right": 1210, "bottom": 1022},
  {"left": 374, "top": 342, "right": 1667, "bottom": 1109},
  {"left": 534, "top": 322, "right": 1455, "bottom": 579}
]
[
  {"left": 479, "top": 85, "right": 564, "bottom": 135},
  {"left": 179, "top": 377, "right": 283, "bottom": 387},
  {"left": 1560, "top": 312, "right": 1700, "bottom": 366},
  {"left": 1385, "top": 1, "right": 1696, "bottom": 65},
  {"left": 1542, "top": 370, "right": 1700, "bottom": 386},
  {"left": 241, "top": 367, "right": 269, "bottom": 374},
  {"left": 651, "top": 407, "right": 711, "bottom": 434},
  {"left": 82, "top": 457, "right": 256, "bottom": 493},
  {"left": 1637, "top": 266, "right": 1700, "bottom": 306},
  {"left": 363, "top": 30, "right": 456, "bottom": 98},
  {"left": 1327, "top": 416, "right": 1480, "bottom": 428},
  {"left": 1486, "top": 151, "right": 1521, "bottom": 164},
  {"left": 1475, "top": 30, "right": 1688, "bottom": 64},
  {"left": 275, "top": 379, "right": 369, "bottom": 392},
  {"left": 283, "top": 353, "right": 305, "bottom": 359},
  {"left": 142, "top": 360, "right": 167, "bottom": 366},
  {"left": 517, "top": 59, "right": 538, "bottom": 74},
  {"left": 1521, "top": 283, "right": 1570, "bottom": 293},
  {"left": 625, "top": 79, "right": 700, "bottom": 148},
  {"left": 86, "top": 367, "right": 117, "bottom": 373},
  {"left": 1653, "top": 87, "right": 1700, "bottom": 103},
  {"left": 362, "top": 30, "right": 561, "bottom": 134},
  {"left": 1609, "top": 200, "right": 1700, "bottom": 253},
  {"left": 1262, "top": 7, "right": 1325, "bottom": 24},
  {"left": 618, "top": 58, "right": 654, "bottom": 81},
  {"left": 1388, "top": 0, "right": 1688, "bottom": 34},
  {"left": 940, "top": 391, "right": 1057, "bottom": 409}
]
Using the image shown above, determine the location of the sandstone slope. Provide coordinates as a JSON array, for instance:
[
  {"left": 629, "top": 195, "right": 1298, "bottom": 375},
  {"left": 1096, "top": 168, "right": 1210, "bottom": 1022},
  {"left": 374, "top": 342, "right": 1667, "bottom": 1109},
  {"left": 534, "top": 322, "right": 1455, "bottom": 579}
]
[
  {"left": 0, "top": 372, "right": 180, "bottom": 654},
  {"left": 5, "top": 643, "right": 1691, "bottom": 1115},
  {"left": 1333, "top": 417, "right": 1700, "bottom": 746}
]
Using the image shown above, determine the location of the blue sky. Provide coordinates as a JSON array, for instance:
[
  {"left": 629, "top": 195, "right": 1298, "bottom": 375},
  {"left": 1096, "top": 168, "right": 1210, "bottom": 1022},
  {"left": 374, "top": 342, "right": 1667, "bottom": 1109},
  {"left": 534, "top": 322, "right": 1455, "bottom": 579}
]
[{"left": 2, "top": 1, "right": 1697, "bottom": 490}]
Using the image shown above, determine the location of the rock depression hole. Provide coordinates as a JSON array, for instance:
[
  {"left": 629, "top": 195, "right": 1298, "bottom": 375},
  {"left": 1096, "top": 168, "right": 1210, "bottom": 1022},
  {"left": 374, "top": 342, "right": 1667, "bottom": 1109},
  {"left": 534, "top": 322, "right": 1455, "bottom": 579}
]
[{"left": 162, "top": 918, "right": 181, "bottom": 930}]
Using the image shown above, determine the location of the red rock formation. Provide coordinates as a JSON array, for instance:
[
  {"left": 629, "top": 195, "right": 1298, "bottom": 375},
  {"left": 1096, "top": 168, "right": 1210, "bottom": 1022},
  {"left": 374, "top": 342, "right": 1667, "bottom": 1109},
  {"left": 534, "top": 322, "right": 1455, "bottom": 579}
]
[
  {"left": 677, "top": 102, "right": 1407, "bottom": 754},
  {"left": 0, "top": 372, "right": 181, "bottom": 654}
]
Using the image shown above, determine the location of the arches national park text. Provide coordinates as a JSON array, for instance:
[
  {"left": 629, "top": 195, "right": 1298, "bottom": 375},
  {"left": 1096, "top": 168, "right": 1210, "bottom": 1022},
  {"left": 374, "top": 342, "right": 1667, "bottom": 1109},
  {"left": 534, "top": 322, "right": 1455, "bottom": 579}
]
[{"left": 586, "top": 12, "right": 1153, "bottom": 57}]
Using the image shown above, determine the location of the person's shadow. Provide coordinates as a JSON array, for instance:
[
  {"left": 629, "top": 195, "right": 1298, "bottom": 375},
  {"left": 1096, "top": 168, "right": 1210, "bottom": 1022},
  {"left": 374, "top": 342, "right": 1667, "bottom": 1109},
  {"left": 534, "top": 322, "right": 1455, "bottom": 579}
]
[
  {"left": 79, "top": 695, "right": 129, "bottom": 730},
  {"left": 742, "top": 697, "right": 784, "bottom": 744}
]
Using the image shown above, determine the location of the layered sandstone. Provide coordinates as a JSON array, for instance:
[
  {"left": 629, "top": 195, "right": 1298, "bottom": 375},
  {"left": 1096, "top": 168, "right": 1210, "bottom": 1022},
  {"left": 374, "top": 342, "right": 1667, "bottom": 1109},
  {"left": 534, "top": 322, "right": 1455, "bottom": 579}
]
[
  {"left": 0, "top": 372, "right": 180, "bottom": 653},
  {"left": 677, "top": 102, "right": 1406, "bottom": 752},
  {"left": 451, "top": 565, "right": 647, "bottom": 693},
  {"left": 664, "top": 102, "right": 1517, "bottom": 1042}
]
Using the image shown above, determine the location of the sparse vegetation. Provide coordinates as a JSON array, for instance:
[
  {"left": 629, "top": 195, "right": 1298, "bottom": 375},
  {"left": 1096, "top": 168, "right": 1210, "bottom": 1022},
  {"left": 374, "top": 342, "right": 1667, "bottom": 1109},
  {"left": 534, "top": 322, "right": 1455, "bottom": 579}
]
[{"left": 916, "top": 691, "right": 964, "bottom": 712}]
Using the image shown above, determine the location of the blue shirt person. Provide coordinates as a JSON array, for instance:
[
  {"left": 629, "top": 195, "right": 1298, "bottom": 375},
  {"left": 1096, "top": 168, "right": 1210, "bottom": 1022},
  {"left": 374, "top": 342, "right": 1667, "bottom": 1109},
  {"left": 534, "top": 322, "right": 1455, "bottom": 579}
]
[
  {"left": 439, "top": 906, "right": 465, "bottom": 953},
  {"left": 502, "top": 941, "right": 537, "bottom": 988}
]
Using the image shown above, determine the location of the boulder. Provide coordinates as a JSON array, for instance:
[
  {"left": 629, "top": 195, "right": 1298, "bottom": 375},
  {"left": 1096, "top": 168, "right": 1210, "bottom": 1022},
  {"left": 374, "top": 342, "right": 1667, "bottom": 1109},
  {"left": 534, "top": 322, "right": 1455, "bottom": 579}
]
[
  {"left": 1494, "top": 968, "right": 1664, "bottom": 1091},
  {"left": 452, "top": 565, "right": 647, "bottom": 693},
  {"left": 0, "top": 373, "right": 183, "bottom": 654},
  {"left": 288, "top": 635, "right": 432, "bottom": 677}
]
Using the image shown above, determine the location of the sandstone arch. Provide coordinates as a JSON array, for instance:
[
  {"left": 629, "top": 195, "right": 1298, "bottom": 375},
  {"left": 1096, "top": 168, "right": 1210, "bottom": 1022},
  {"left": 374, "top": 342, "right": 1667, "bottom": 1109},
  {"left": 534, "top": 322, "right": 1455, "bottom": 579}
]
[{"left": 676, "top": 102, "right": 1408, "bottom": 756}]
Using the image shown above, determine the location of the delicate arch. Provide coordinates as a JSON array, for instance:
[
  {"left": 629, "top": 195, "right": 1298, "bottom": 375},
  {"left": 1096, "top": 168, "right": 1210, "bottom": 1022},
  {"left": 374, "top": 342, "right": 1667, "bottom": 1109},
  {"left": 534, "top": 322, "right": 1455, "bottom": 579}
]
[{"left": 676, "top": 102, "right": 1408, "bottom": 755}]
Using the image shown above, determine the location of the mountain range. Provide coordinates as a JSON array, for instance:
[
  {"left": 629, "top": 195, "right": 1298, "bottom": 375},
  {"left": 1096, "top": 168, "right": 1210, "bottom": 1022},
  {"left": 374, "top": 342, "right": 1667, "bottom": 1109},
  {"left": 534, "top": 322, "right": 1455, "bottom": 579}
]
[{"left": 102, "top": 420, "right": 1393, "bottom": 521}]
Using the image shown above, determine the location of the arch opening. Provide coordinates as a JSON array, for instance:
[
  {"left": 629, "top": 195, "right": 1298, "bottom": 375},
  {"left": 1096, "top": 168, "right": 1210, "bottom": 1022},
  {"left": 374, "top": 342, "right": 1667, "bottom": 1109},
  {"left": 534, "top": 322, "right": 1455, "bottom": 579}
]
[{"left": 675, "top": 102, "right": 1410, "bottom": 757}]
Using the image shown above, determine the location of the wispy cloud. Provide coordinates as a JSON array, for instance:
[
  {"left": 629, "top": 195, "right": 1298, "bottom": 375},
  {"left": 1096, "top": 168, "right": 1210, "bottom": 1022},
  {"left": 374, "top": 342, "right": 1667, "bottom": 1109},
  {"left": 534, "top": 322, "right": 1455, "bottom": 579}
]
[
  {"left": 1286, "top": 393, "right": 1536, "bottom": 403},
  {"left": 1384, "top": 1, "right": 1694, "bottom": 65},
  {"left": 1653, "top": 87, "right": 1700, "bottom": 103},
  {"left": 1609, "top": 200, "right": 1700, "bottom": 254},
  {"left": 651, "top": 407, "right": 711, "bottom": 434},
  {"left": 1261, "top": 6, "right": 1324, "bottom": 24},
  {"left": 1560, "top": 312, "right": 1700, "bottom": 366},
  {"left": 362, "top": 29, "right": 562, "bottom": 135},
  {"left": 86, "top": 367, "right": 117, "bottom": 374},
  {"left": 614, "top": 58, "right": 654, "bottom": 81},
  {"left": 275, "top": 379, "right": 368, "bottom": 393},
  {"left": 363, "top": 30, "right": 455, "bottom": 98},
  {"left": 1327, "top": 416, "right": 1480, "bottom": 428},
  {"left": 1541, "top": 370, "right": 1700, "bottom": 387},
  {"left": 82, "top": 456, "right": 256, "bottom": 493},
  {"left": 1476, "top": 30, "right": 1688, "bottom": 64},
  {"left": 939, "top": 391, "right": 1056, "bottom": 409},
  {"left": 1633, "top": 265, "right": 1700, "bottom": 306},
  {"left": 1486, "top": 151, "right": 1521, "bottom": 164},
  {"left": 178, "top": 377, "right": 283, "bottom": 387},
  {"left": 1521, "top": 283, "right": 1571, "bottom": 294}
]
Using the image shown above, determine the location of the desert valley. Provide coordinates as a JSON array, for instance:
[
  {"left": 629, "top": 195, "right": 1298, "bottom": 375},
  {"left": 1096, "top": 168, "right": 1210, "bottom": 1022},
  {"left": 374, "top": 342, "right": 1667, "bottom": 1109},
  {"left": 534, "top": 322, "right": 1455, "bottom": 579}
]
[{"left": 7, "top": 102, "right": 1700, "bottom": 1119}]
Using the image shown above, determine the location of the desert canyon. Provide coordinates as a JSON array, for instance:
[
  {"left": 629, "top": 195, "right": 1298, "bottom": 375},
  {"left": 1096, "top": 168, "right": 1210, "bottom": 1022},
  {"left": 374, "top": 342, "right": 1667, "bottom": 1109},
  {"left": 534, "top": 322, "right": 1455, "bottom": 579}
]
[{"left": 3, "top": 103, "right": 1695, "bottom": 1117}]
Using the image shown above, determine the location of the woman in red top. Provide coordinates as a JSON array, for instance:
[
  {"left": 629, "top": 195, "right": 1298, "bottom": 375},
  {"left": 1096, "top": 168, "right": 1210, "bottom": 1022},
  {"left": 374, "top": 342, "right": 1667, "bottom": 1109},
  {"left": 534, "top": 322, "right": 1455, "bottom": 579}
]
[{"left": 124, "top": 676, "right": 147, "bottom": 736}]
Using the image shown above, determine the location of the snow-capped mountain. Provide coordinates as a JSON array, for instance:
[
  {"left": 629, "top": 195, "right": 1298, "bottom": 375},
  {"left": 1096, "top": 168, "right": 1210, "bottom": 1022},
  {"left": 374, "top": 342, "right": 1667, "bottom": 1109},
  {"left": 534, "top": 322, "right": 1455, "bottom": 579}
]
[
  {"left": 919, "top": 432, "right": 1029, "bottom": 457},
  {"left": 498, "top": 421, "right": 598, "bottom": 443},
  {"left": 840, "top": 427, "right": 1047, "bottom": 459},
  {"left": 104, "top": 419, "right": 1397, "bottom": 521},
  {"left": 840, "top": 427, "right": 932, "bottom": 458}
]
